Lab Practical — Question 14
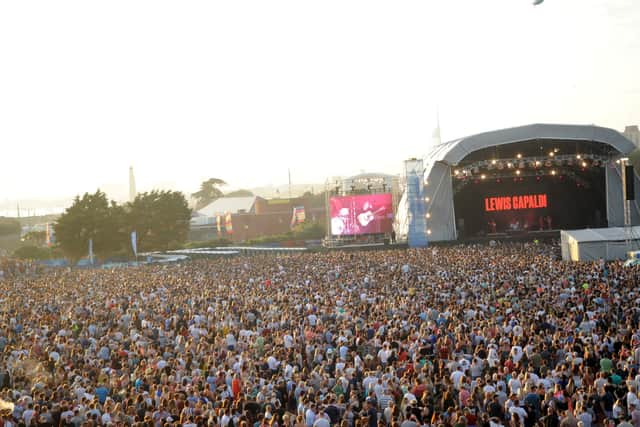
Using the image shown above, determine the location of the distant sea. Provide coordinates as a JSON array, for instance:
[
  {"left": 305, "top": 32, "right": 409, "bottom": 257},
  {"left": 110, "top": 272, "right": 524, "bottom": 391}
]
[{"left": 0, "top": 207, "right": 65, "bottom": 218}]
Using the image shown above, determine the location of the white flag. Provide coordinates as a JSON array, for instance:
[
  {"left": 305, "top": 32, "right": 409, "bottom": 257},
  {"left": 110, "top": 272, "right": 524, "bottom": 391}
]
[
  {"left": 131, "top": 231, "right": 138, "bottom": 257},
  {"left": 88, "top": 238, "right": 94, "bottom": 265}
]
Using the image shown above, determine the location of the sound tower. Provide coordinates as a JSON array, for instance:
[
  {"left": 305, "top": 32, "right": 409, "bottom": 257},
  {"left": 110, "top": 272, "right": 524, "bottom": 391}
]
[{"left": 626, "top": 165, "right": 635, "bottom": 200}]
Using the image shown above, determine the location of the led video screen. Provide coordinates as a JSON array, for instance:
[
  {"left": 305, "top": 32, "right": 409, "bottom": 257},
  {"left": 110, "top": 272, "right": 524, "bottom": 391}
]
[{"left": 330, "top": 193, "right": 393, "bottom": 236}]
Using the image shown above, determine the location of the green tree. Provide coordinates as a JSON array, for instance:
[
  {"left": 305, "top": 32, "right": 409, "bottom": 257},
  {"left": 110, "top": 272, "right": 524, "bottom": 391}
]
[
  {"left": 127, "top": 190, "right": 191, "bottom": 252},
  {"left": 13, "top": 245, "right": 52, "bottom": 260},
  {"left": 225, "top": 189, "right": 254, "bottom": 198},
  {"left": 0, "top": 217, "right": 20, "bottom": 237},
  {"left": 54, "top": 190, "right": 126, "bottom": 263},
  {"left": 22, "top": 230, "right": 47, "bottom": 246},
  {"left": 193, "top": 178, "right": 226, "bottom": 210}
]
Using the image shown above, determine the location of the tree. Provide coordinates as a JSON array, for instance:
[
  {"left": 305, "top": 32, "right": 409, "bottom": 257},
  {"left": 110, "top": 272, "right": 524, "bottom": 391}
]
[
  {"left": 193, "top": 178, "right": 226, "bottom": 210},
  {"left": 127, "top": 190, "right": 191, "bottom": 252},
  {"left": 22, "top": 230, "right": 47, "bottom": 246},
  {"left": 0, "top": 217, "right": 20, "bottom": 237},
  {"left": 13, "top": 245, "right": 52, "bottom": 260},
  {"left": 225, "top": 189, "right": 254, "bottom": 198},
  {"left": 54, "top": 190, "right": 126, "bottom": 263}
]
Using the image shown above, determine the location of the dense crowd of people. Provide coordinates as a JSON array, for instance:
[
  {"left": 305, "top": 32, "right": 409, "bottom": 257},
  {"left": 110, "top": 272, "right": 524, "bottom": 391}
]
[
  {"left": 0, "top": 258, "right": 37, "bottom": 280},
  {"left": 1, "top": 243, "right": 640, "bottom": 427}
]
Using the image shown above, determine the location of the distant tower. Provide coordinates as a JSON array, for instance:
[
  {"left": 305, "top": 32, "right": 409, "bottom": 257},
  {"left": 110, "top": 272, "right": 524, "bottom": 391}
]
[
  {"left": 432, "top": 108, "right": 442, "bottom": 146},
  {"left": 129, "top": 166, "right": 137, "bottom": 202}
]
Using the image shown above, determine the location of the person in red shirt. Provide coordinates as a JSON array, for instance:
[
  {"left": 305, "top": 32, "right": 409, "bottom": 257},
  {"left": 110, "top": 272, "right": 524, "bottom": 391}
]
[{"left": 232, "top": 373, "right": 242, "bottom": 399}]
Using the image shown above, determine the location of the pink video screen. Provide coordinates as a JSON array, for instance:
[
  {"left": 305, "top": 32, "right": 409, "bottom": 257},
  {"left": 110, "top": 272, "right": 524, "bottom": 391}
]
[{"left": 329, "top": 193, "right": 394, "bottom": 236}]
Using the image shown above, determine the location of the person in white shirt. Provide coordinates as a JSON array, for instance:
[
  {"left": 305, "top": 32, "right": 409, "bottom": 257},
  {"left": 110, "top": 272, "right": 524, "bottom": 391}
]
[
  {"left": 509, "top": 376, "right": 522, "bottom": 396},
  {"left": 451, "top": 366, "right": 465, "bottom": 390},
  {"left": 305, "top": 405, "right": 316, "bottom": 427}
]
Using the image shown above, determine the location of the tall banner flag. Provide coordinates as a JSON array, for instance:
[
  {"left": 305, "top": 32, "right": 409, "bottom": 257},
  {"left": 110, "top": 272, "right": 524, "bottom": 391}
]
[
  {"left": 290, "top": 206, "right": 306, "bottom": 228},
  {"left": 88, "top": 238, "right": 94, "bottom": 265},
  {"left": 225, "top": 213, "right": 233, "bottom": 234},
  {"left": 216, "top": 215, "right": 222, "bottom": 234},
  {"left": 45, "top": 223, "right": 55, "bottom": 247},
  {"left": 131, "top": 231, "right": 138, "bottom": 257}
]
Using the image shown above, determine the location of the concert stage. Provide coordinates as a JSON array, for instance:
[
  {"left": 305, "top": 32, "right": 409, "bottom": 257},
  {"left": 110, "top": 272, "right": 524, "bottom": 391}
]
[{"left": 458, "top": 229, "right": 560, "bottom": 244}]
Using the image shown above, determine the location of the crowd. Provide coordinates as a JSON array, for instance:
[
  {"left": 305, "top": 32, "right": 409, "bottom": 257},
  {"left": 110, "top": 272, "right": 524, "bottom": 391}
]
[
  {"left": 1, "top": 243, "right": 640, "bottom": 427},
  {"left": 0, "top": 258, "right": 37, "bottom": 280}
]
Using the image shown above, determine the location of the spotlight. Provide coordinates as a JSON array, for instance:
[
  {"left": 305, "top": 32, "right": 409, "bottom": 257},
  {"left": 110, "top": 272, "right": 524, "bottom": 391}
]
[
  {"left": 491, "top": 159, "right": 497, "bottom": 165},
  {"left": 551, "top": 170, "right": 557, "bottom": 175},
  {"left": 427, "top": 229, "right": 432, "bottom": 235},
  {"left": 517, "top": 153, "right": 522, "bottom": 159},
  {"left": 516, "top": 170, "right": 521, "bottom": 175},
  {"left": 481, "top": 174, "right": 486, "bottom": 179},
  {"left": 454, "top": 170, "right": 460, "bottom": 175},
  {"left": 549, "top": 152, "right": 554, "bottom": 157},
  {"left": 426, "top": 213, "right": 431, "bottom": 219},
  {"left": 576, "top": 154, "right": 581, "bottom": 159},
  {"left": 535, "top": 161, "right": 541, "bottom": 167},
  {"left": 425, "top": 197, "right": 430, "bottom": 202},
  {"left": 507, "top": 162, "right": 513, "bottom": 169},
  {"left": 581, "top": 161, "right": 587, "bottom": 168}
]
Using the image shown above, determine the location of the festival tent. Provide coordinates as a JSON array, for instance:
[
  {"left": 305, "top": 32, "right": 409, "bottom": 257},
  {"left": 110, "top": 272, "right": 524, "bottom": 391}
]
[{"left": 560, "top": 227, "right": 640, "bottom": 261}]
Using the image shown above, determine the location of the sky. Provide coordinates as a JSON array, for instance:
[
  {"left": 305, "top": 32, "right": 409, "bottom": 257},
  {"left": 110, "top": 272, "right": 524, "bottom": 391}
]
[{"left": 1, "top": 0, "right": 639, "bottom": 202}]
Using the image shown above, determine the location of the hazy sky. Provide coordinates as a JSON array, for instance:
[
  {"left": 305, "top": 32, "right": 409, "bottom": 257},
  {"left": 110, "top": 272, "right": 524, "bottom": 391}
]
[{"left": 1, "top": 0, "right": 638, "bottom": 201}]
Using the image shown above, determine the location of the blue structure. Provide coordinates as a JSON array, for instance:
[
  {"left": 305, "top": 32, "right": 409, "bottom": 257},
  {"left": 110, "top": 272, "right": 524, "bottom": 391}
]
[{"left": 405, "top": 159, "right": 428, "bottom": 247}]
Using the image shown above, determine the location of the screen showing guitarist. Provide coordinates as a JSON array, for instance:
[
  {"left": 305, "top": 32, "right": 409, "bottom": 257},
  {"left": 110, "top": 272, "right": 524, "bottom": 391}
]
[
  {"left": 330, "top": 193, "right": 393, "bottom": 236},
  {"left": 357, "top": 200, "right": 387, "bottom": 233}
]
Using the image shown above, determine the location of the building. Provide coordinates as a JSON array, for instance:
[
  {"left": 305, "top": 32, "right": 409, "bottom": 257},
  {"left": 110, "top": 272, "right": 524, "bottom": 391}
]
[
  {"left": 623, "top": 125, "right": 640, "bottom": 147},
  {"left": 189, "top": 195, "right": 325, "bottom": 243}
]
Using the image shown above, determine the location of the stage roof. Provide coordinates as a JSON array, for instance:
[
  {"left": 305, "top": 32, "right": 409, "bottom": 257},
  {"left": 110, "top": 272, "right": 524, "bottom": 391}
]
[{"left": 426, "top": 124, "right": 636, "bottom": 165}]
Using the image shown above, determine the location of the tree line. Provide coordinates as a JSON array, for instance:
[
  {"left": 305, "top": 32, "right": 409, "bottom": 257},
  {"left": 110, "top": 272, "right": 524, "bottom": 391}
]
[{"left": 54, "top": 189, "right": 191, "bottom": 262}]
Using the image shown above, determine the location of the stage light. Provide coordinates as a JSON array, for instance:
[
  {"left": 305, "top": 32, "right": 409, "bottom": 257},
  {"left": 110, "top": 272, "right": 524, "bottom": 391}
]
[
  {"left": 507, "top": 162, "right": 513, "bottom": 168},
  {"left": 515, "top": 170, "right": 521, "bottom": 175},
  {"left": 551, "top": 170, "right": 557, "bottom": 175},
  {"left": 481, "top": 174, "right": 486, "bottom": 179},
  {"left": 491, "top": 159, "right": 497, "bottom": 165},
  {"left": 517, "top": 153, "right": 522, "bottom": 159},
  {"left": 582, "top": 161, "right": 587, "bottom": 168},
  {"left": 425, "top": 197, "right": 430, "bottom": 202},
  {"left": 426, "top": 213, "right": 431, "bottom": 219},
  {"left": 549, "top": 152, "right": 554, "bottom": 157},
  {"left": 535, "top": 161, "right": 541, "bottom": 167},
  {"left": 576, "top": 154, "right": 581, "bottom": 159},
  {"left": 454, "top": 170, "right": 460, "bottom": 175},
  {"left": 427, "top": 229, "right": 432, "bottom": 235}
]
